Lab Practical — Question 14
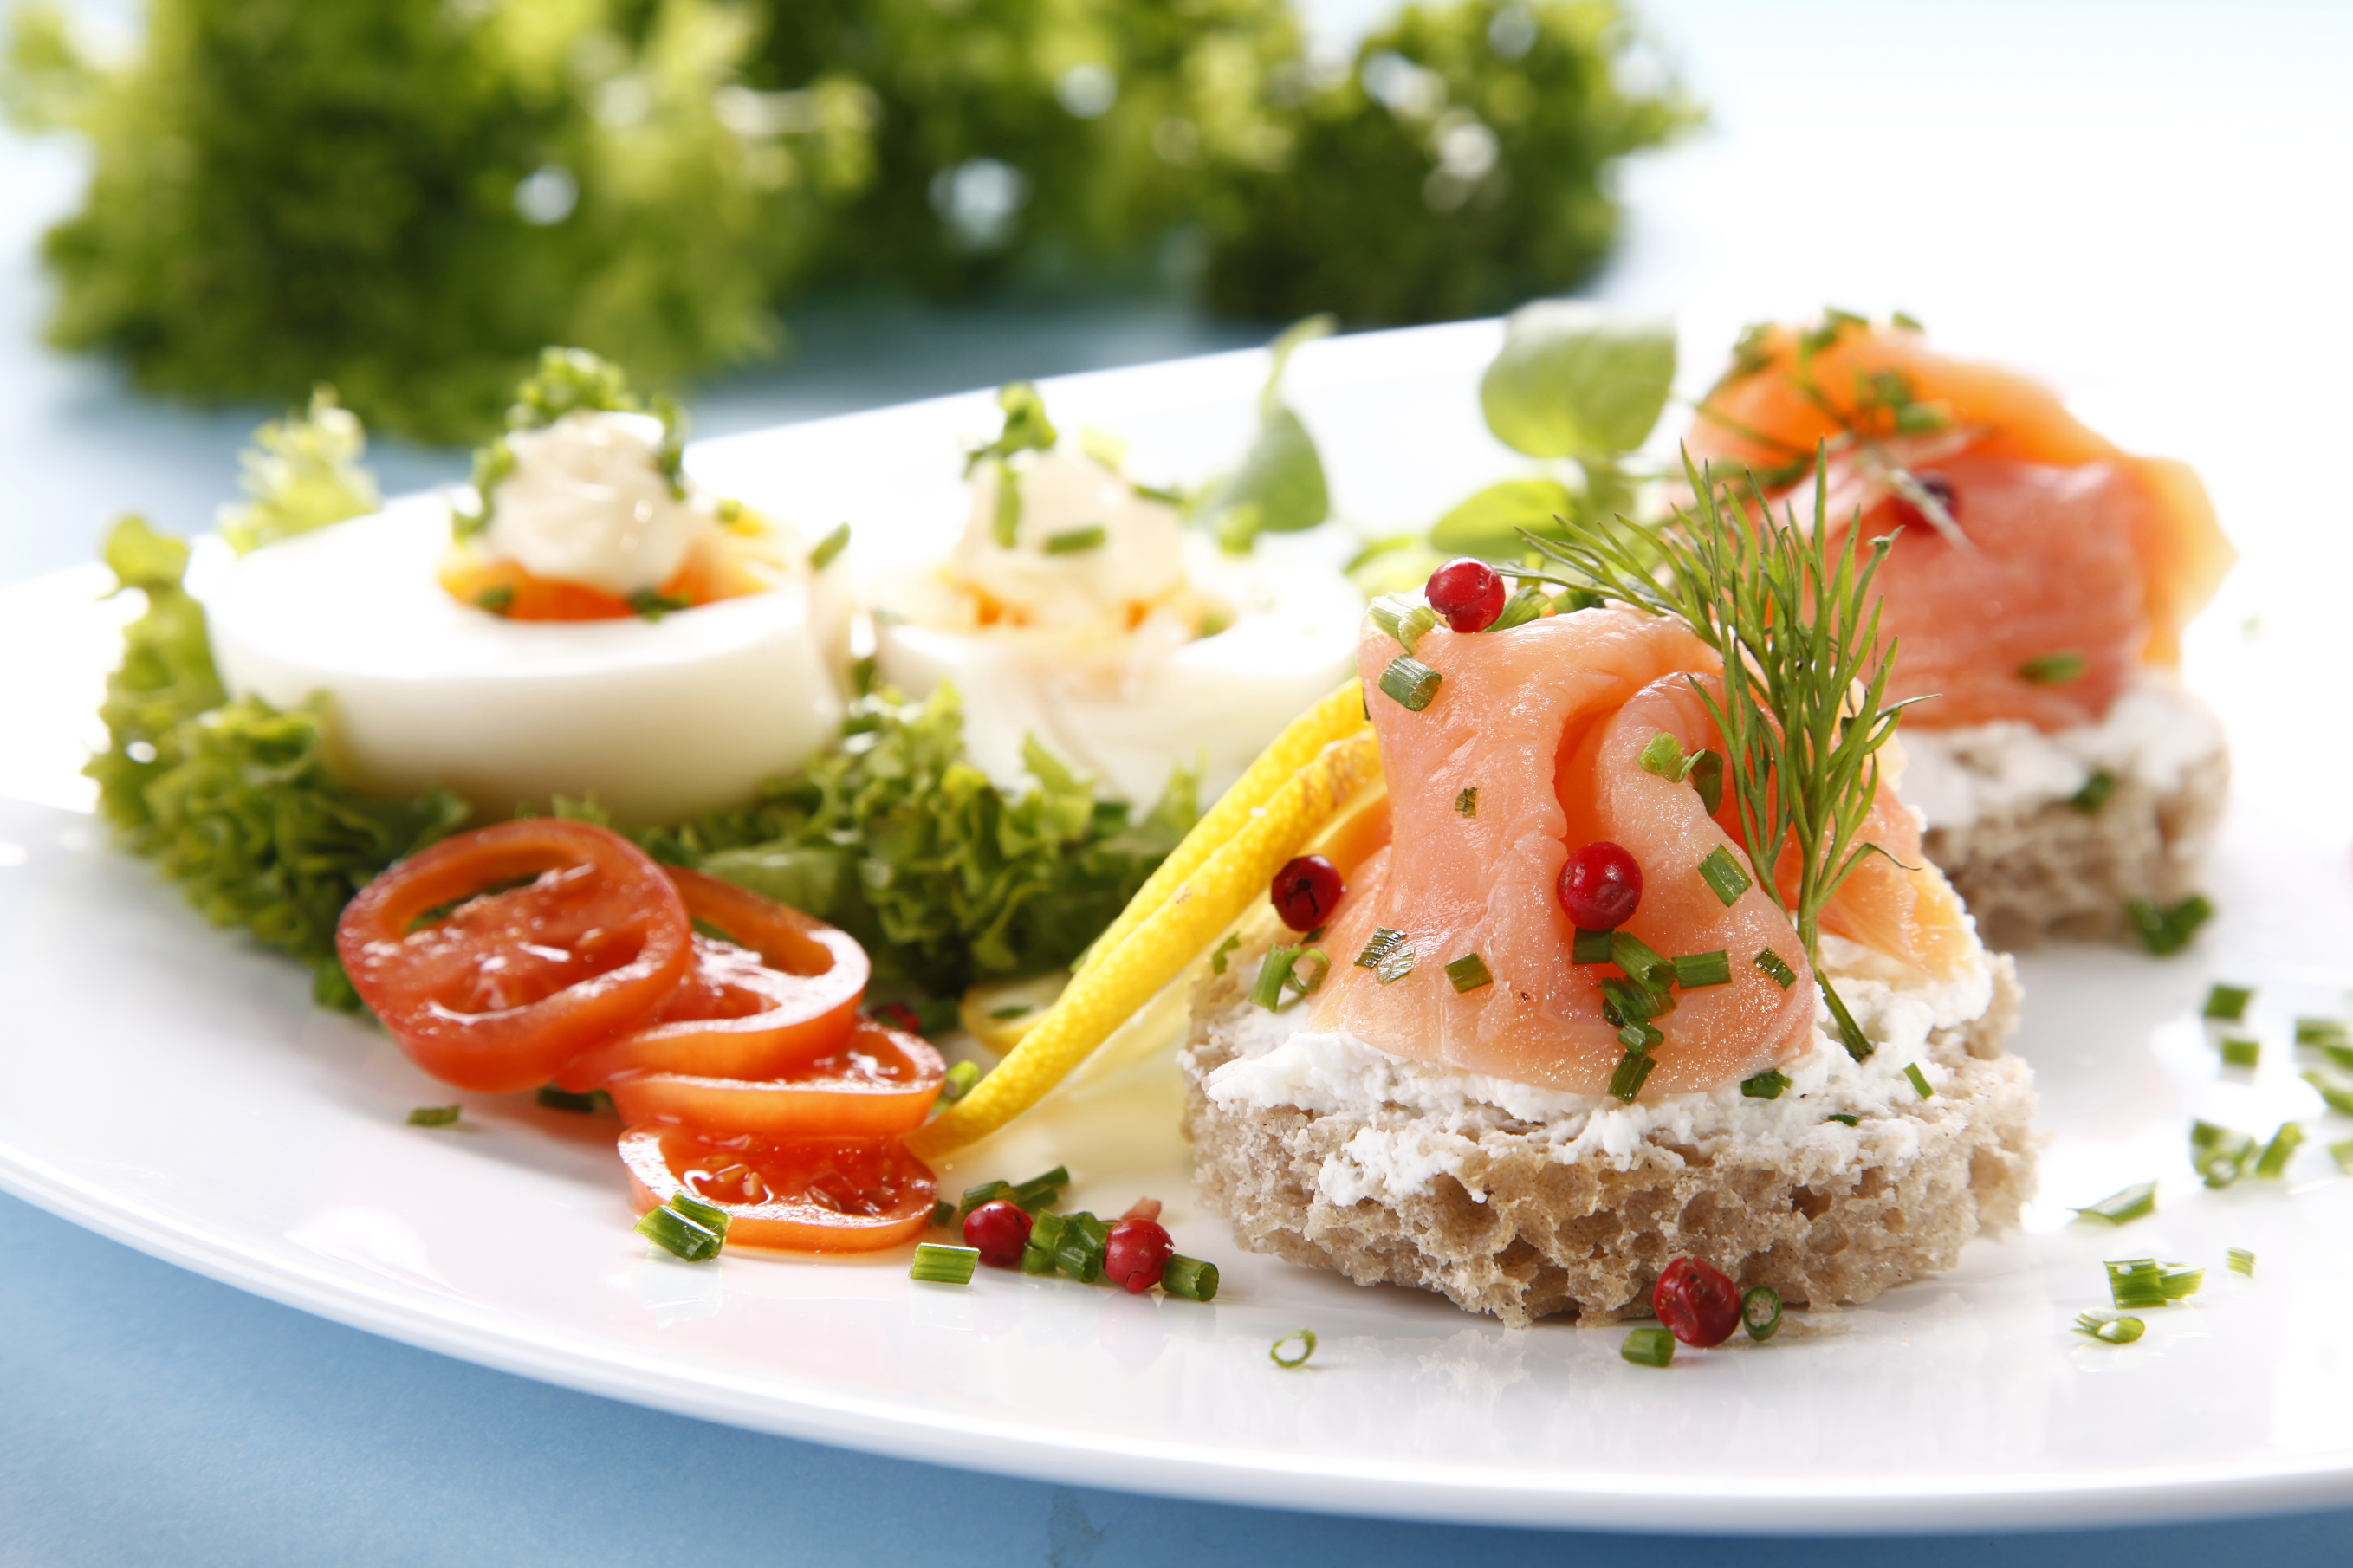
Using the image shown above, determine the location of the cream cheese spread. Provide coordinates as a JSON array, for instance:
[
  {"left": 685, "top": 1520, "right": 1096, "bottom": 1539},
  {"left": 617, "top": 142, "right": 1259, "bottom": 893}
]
[
  {"left": 1198, "top": 932, "right": 1997, "bottom": 1204},
  {"left": 1897, "top": 673, "right": 2223, "bottom": 830}
]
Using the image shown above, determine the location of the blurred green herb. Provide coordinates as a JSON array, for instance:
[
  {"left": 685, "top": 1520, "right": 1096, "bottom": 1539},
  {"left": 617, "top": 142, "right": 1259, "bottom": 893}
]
[{"left": 217, "top": 386, "right": 379, "bottom": 555}]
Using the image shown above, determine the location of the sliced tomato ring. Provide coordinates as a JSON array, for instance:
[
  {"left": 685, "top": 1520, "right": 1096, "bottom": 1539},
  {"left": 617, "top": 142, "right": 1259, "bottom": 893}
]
[
  {"left": 604, "top": 1019, "right": 943, "bottom": 1137},
  {"left": 619, "top": 1125, "right": 937, "bottom": 1252},
  {"left": 553, "top": 867, "right": 870, "bottom": 1091},
  {"left": 337, "top": 820, "right": 691, "bottom": 1093}
]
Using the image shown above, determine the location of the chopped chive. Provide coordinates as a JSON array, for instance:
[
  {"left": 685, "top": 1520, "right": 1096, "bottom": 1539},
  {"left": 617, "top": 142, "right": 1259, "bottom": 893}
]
[
  {"left": 1455, "top": 787, "right": 1478, "bottom": 818},
  {"left": 1210, "top": 931, "right": 1241, "bottom": 975},
  {"left": 1486, "top": 584, "right": 1548, "bottom": 632},
  {"left": 941, "top": 1060, "right": 982, "bottom": 1101},
  {"left": 406, "top": 1105, "right": 460, "bottom": 1126},
  {"left": 2125, "top": 894, "right": 2213, "bottom": 956},
  {"left": 1672, "top": 949, "right": 1732, "bottom": 988},
  {"left": 669, "top": 1193, "right": 730, "bottom": 1238},
  {"left": 1740, "top": 1286, "right": 1783, "bottom": 1342},
  {"left": 1903, "top": 1063, "right": 1933, "bottom": 1100},
  {"left": 2069, "top": 1180, "right": 2156, "bottom": 1225},
  {"left": 1162, "top": 1255, "right": 1219, "bottom": 1301},
  {"left": 1019, "top": 1242, "right": 1055, "bottom": 1275},
  {"left": 1825, "top": 1113, "right": 1860, "bottom": 1127},
  {"left": 1638, "top": 732, "right": 1685, "bottom": 779},
  {"left": 2191, "top": 1121, "right": 2256, "bottom": 1188},
  {"left": 2018, "top": 650, "right": 2087, "bottom": 685},
  {"left": 472, "top": 585, "right": 515, "bottom": 615},
  {"left": 627, "top": 588, "right": 691, "bottom": 621},
  {"left": 2202, "top": 983, "right": 2253, "bottom": 1021},
  {"left": 1617, "top": 1020, "right": 1664, "bottom": 1053},
  {"left": 1444, "top": 952, "right": 1494, "bottom": 993},
  {"left": 2220, "top": 1036, "right": 2259, "bottom": 1068},
  {"left": 1551, "top": 586, "right": 1604, "bottom": 614},
  {"left": 1043, "top": 524, "right": 1107, "bottom": 555},
  {"left": 1597, "top": 975, "right": 1673, "bottom": 1027},
  {"left": 1753, "top": 947, "right": 1797, "bottom": 989},
  {"left": 2333, "top": 1138, "right": 2353, "bottom": 1174},
  {"left": 2228, "top": 1247, "right": 2256, "bottom": 1278},
  {"left": 1008, "top": 1166, "right": 1071, "bottom": 1212},
  {"left": 1251, "top": 946, "right": 1301, "bottom": 1010},
  {"left": 1607, "top": 1048, "right": 1656, "bottom": 1103},
  {"left": 1269, "top": 1328, "right": 1318, "bottom": 1368},
  {"left": 1053, "top": 1212, "right": 1110, "bottom": 1283},
  {"left": 2163, "top": 1266, "right": 2205, "bottom": 1299},
  {"left": 910, "top": 1243, "right": 980, "bottom": 1285},
  {"left": 637, "top": 1204, "right": 723, "bottom": 1262},
  {"left": 930, "top": 1201, "right": 956, "bottom": 1228},
  {"left": 1740, "top": 1068, "right": 1790, "bottom": 1100},
  {"left": 960, "top": 1181, "right": 1014, "bottom": 1216},
  {"left": 1288, "top": 947, "right": 1332, "bottom": 998},
  {"left": 1355, "top": 926, "right": 1415, "bottom": 985},
  {"left": 2294, "top": 1016, "right": 2350, "bottom": 1047},
  {"left": 988, "top": 1004, "right": 1032, "bottom": 1020},
  {"left": 1377, "top": 654, "right": 1442, "bottom": 712},
  {"left": 1368, "top": 595, "right": 1439, "bottom": 654},
  {"left": 2073, "top": 1312, "right": 2146, "bottom": 1344},
  {"left": 535, "top": 1085, "right": 611, "bottom": 1113},
  {"left": 1572, "top": 927, "right": 1614, "bottom": 965},
  {"left": 1611, "top": 930, "right": 1674, "bottom": 992},
  {"left": 1621, "top": 1326, "right": 1675, "bottom": 1368},
  {"left": 2106, "top": 1259, "right": 2202, "bottom": 1309},
  {"left": 2255, "top": 1122, "right": 2304, "bottom": 1178},
  {"left": 808, "top": 521, "right": 851, "bottom": 570},
  {"left": 2301, "top": 1066, "right": 2353, "bottom": 1115},
  {"left": 2068, "top": 768, "right": 2116, "bottom": 814},
  {"left": 1687, "top": 750, "right": 1725, "bottom": 815},
  {"left": 1697, "top": 846, "right": 1752, "bottom": 906}
]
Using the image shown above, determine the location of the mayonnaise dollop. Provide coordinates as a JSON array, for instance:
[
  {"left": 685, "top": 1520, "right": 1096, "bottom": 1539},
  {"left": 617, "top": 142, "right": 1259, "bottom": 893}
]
[{"left": 479, "top": 410, "right": 720, "bottom": 598}]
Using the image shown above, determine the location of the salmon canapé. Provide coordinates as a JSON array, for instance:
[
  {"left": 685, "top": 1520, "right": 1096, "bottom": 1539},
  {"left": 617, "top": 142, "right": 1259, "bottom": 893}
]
[
  {"left": 1309, "top": 608, "right": 1970, "bottom": 1098},
  {"left": 1685, "top": 318, "right": 2233, "bottom": 731}
]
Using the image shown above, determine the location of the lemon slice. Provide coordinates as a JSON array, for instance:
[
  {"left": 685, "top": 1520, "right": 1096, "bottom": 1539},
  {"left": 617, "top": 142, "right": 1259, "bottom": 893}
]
[
  {"left": 908, "top": 725, "right": 1382, "bottom": 1157},
  {"left": 957, "top": 971, "right": 1068, "bottom": 1054}
]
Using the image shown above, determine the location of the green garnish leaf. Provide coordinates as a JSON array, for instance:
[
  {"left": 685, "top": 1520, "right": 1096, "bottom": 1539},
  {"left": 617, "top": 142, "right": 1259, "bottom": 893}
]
[
  {"left": 1443, "top": 952, "right": 1494, "bottom": 994},
  {"left": 2228, "top": 1247, "right": 2256, "bottom": 1277},
  {"left": 1825, "top": 1113, "right": 1860, "bottom": 1127},
  {"left": 1377, "top": 656, "right": 1442, "bottom": 712},
  {"left": 1903, "top": 1063, "right": 1932, "bottom": 1100},
  {"left": 2073, "top": 1312, "right": 2146, "bottom": 1345},
  {"left": 1572, "top": 928, "right": 1614, "bottom": 964},
  {"left": 2294, "top": 1017, "right": 2350, "bottom": 1047},
  {"left": 1195, "top": 319, "right": 1332, "bottom": 551},
  {"left": 2069, "top": 1181, "right": 2156, "bottom": 1225},
  {"left": 218, "top": 386, "right": 379, "bottom": 555},
  {"left": 1479, "top": 302, "right": 1676, "bottom": 460},
  {"left": 2018, "top": 651, "right": 2088, "bottom": 686},
  {"left": 2125, "top": 895, "right": 2213, "bottom": 956},
  {"left": 1696, "top": 846, "right": 1752, "bottom": 907},
  {"left": 2299, "top": 1066, "right": 2353, "bottom": 1116},
  {"left": 1739, "top": 1068, "right": 1790, "bottom": 1100},
  {"left": 2203, "top": 983, "right": 2254, "bottom": 1021},
  {"left": 1607, "top": 1047, "right": 1657, "bottom": 1102},
  {"left": 965, "top": 381, "right": 1059, "bottom": 477},
  {"left": 1455, "top": 787, "right": 1479, "bottom": 818},
  {"left": 406, "top": 1105, "right": 460, "bottom": 1127},
  {"left": 808, "top": 522, "right": 851, "bottom": 571},
  {"left": 1210, "top": 932, "right": 1241, "bottom": 976},
  {"left": 909, "top": 1243, "right": 980, "bottom": 1286},
  {"left": 2256, "top": 1123, "right": 2303, "bottom": 1178},
  {"left": 1741, "top": 1286, "right": 1783, "bottom": 1342},
  {"left": 1485, "top": 583, "right": 1549, "bottom": 633},
  {"left": 1620, "top": 1325, "right": 1676, "bottom": 1368},
  {"left": 1269, "top": 1327, "right": 1318, "bottom": 1368},
  {"left": 1429, "top": 478, "right": 1577, "bottom": 560},
  {"left": 637, "top": 1204, "right": 723, "bottom": 1262},
  {"left": 2069, "top": 769, "right": 2117, "bottom": 814},
  {"left": 2220, "top": 1036, "right": 2259, "bottom": 1068},
  {"left": 1687, "top": 749, "right": 1725, "bottom": 815},
  {"left": 987, "top": 1004, "right": 1032, "bottom": 1021},
  {"left": 535, "top": 1085, "right": 611, "bottom": 1114},
  {"left": 1753, "top": 948, "right": 1797, "bottom": 990},
  {"left": 1162, "top": 1255, "right": 1219, "bottom": 1302},
  {"left": 1044, "top": 525, "right": 1107, "bottom": 555},
  {"left": 1672, "top": 949, "right": 1732, "bottom": 988}
]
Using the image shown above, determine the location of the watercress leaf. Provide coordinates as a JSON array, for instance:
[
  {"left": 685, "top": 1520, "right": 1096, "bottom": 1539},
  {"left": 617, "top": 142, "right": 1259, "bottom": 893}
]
[
  {"left": 1429, "top": 478, "right": 1576, "bottom": 558},
  {"left": 1479, "top": 303, "right": 1676, "bottom": 460},
  {"left": 1198, "top": 403, "right": 1327, "bottom": 548}
]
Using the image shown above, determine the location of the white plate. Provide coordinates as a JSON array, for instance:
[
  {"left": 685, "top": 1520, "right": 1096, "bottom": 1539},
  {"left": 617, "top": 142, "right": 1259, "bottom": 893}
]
[{"left": 3, "top": 325, "right": 2351, "bottom": 1536}]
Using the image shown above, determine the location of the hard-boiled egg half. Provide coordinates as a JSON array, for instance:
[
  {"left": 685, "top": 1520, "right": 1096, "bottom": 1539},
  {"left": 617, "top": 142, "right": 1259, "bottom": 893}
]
[
  {"left": 207, "top": 355, "right": 851, "bottom": 826},
  {"left": 870, "top": 393, "right": 1362, "bottom": 807}
]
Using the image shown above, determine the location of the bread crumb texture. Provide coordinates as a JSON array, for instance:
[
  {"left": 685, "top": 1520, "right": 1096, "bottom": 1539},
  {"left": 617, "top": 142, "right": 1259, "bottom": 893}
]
[
  {"left": 1180, "top": 956, "right": 2035, "bottom": 1327},
  {"left": 1926, "top": 749, "right": 2226, "bottom": 949}
]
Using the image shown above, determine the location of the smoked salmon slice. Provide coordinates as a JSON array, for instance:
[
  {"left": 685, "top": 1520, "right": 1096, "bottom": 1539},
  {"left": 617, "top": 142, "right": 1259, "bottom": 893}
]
[
  {"left": 1309, "top": 607, "right": 1968, "bottom": 1098},
  {"left": 1685, "top": 318, "right": 2232, "bottom": 727}
]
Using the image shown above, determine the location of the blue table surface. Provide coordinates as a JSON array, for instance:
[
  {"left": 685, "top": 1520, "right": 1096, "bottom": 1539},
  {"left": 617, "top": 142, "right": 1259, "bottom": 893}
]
[{"left": 8, "top": 2, "right": 2353, "bottom": 1561}]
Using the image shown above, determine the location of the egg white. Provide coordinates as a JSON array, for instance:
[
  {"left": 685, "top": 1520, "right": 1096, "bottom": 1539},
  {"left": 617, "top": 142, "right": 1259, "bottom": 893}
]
[{"left": 204, "top": 497, "right": 850, "bottom": 826}]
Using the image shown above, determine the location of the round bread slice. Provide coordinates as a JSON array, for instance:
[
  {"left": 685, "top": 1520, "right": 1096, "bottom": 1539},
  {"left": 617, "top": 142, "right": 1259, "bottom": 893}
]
[{"left": 1179, "top": 939, "right": 2034, "bottom": 1328}]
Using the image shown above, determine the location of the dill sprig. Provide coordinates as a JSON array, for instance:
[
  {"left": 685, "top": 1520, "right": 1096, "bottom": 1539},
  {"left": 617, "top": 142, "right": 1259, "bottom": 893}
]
[{"left": 1519, "top": 452, "right": 1917, "bottom": 1061}]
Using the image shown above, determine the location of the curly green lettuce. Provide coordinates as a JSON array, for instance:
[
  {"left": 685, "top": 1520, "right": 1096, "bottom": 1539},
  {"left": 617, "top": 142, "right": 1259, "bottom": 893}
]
[{"left": 217, "top": 386, "right": 380, "bottom": 556}]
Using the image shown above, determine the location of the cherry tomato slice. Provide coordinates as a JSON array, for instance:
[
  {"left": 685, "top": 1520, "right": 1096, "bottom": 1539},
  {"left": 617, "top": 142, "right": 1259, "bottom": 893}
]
[
  {"left": 619, "top": 1125, "right": 937, "bottom": 1252},
  {"left": 604, "top": 1019, "right": 943, "bottom": 1137},
  {"left": 554, "top": 868, "right": 870, "bottom": 1092},
  {"left": 337, "top": 820, "right": 691, "bottom": 1093}
]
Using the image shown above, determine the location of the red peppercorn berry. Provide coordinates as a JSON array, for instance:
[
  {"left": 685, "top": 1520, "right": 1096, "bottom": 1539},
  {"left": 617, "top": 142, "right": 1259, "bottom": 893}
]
[
  {"left": 1890, "top": 470, "right": 1959, "bottom": 534},
  {"left": 1653, "top": 1255, "right": 1742, "bottom": 1347},
  {"left": 1558, "top": 840, "right": 1643, "bottom": 930},
  {"left": 1270, "top": 854, "right": 1344, "bottom": 932},
  {"left": 1104, "top": 1218, "right": 1175, "bottom": 1294},
  {"left": 1424, "top": 556, "right": 1509, "bottom": 633},
  {"left": 962, "top": 1199, "right": 1033, "bottom": 1268}
]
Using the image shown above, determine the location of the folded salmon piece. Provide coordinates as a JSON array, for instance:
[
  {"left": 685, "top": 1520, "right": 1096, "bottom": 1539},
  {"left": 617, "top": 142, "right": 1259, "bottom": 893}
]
[{"left": 1312, "top": 607, "right": 1969, "bottom": 1098}]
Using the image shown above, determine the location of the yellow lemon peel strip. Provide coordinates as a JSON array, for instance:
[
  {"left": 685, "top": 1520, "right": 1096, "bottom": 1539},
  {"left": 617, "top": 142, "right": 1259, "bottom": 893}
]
[
  {"left": 1072, "top": 678, "right": 1367, "bottom": 978},
  {"left": 908, "top": 729, "right": 1383, "bottom": 1157}
]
